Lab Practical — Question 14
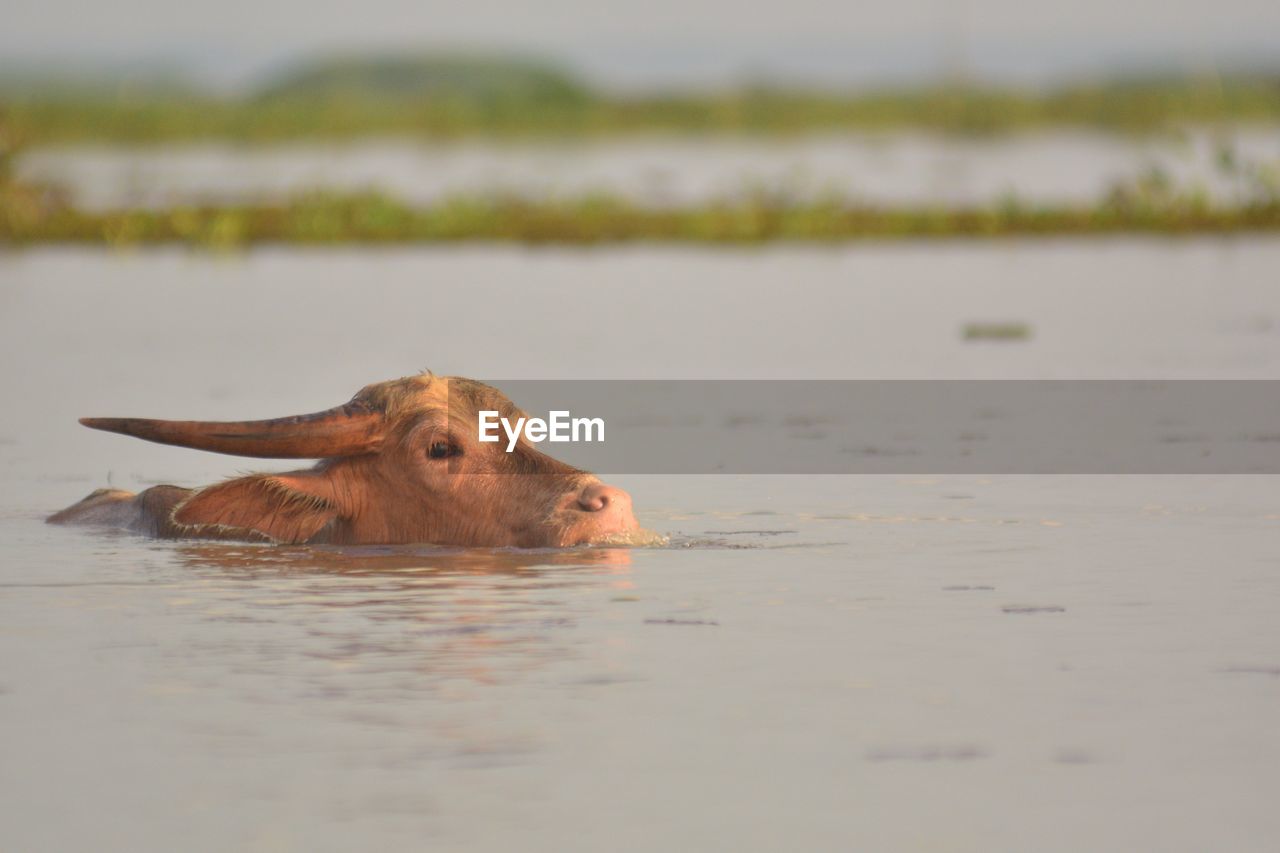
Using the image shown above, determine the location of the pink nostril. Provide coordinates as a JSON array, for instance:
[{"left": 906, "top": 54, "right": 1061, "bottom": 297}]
[{"left": 577, "top": 483, "right": 631, "bottom": 513}]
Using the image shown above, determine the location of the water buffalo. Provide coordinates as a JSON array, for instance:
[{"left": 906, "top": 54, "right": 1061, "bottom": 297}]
[{"left": 49, "top": 374, "right": 640, "bottom": 547}]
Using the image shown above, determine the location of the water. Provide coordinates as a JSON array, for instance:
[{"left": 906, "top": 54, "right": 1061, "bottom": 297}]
[
  {"left": 16, "top": 127, "right": 1280, "bottom": 211},
  {"left": 2, "top": 240, "right": 1280, "bottom": 851}
]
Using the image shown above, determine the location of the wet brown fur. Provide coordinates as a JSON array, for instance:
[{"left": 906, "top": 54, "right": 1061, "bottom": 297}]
[{"left": 49, "top": 374, "right": 636, "bottom": 547}]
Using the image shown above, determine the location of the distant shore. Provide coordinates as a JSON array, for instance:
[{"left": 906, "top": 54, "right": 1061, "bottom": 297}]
[
  {"left": 4, "top": 69, "right": 1280, "bottom": 143},
  {"left": 4, "top": 188, "right": 1279, "bottom": 246}
]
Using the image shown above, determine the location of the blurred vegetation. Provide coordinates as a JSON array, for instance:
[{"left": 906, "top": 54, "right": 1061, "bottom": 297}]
[
  {"left": 2, "top": 54, "right": 1279, "bottom": 141},
  {"left": 5, "top": 56, "right": 1278, "bottom": 245},
  {"left": 253, "top": 55, "right": 591, "bottom": 106},
  {"left": 4, "top": 180, "right": 1279, "bottom": 247}
]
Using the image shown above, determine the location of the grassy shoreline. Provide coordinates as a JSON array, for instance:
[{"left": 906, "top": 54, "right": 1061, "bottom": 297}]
[
  {"left": 5, "top": 77, "right": 1280, "bottom": 144},
  {"left": 4, "top": 189, "right": 1280, "bottom": 246}
]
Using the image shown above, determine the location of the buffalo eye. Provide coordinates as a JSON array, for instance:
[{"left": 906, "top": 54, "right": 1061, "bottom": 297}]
[{"left": 427, "top": 440, "right": 459, "bottom": 460}]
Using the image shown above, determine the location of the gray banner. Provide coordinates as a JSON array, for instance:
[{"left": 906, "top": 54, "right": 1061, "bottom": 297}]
[{"left": 450, "top": 381, "right": 1280, "bottom": 474}]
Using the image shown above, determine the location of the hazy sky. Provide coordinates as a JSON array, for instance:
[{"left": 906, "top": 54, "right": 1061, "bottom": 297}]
[{"left": 7, "top": 0, "right": 1279, "bottom": 88}]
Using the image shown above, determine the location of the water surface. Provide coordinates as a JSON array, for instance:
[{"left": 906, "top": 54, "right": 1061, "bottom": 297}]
[
  {"left": 16, "top": 128, "right": 1280, "bottom": 210},
  {"left": 2, "top": 241, "right": 1279, "bottom": 851}
]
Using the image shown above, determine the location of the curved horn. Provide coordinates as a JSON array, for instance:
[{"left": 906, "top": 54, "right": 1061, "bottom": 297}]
[{"left": 79, "top": 400, "right": 384, "bottom": 459}]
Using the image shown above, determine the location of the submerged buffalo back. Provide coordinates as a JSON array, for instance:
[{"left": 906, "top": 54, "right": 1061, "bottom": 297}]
[{"left": 48, "top": 485, "right": 216, "bottom": 539}]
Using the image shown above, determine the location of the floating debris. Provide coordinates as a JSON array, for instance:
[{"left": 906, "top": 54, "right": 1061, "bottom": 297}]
[
  {"left": 644, "top": 618, "right": 720, "bottom": 626},
  {"left": 866, "top": 745, "right": 988, "bottom": 762},
  {"left": 1054, "top": 749, "right": 1097, "bottom": 765},
  {"left": 701, "top": 530, "right": 797, "bottom": 536},
  {"left": 1002, "top": 605, "right": 1066, "bottom": 614},
  {"left": 1221, "top": 666, "right": 1280, "bottom": 676},
  {"left": 962, "top": 322, "right": 1033, "bottom": 342}
]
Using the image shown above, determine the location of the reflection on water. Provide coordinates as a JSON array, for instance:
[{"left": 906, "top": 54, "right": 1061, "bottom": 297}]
[
  {"left": 175, "top": 540, "right": 638, "bottom": 577},
  {"left": 164, "top": 544, "right": 638, "bottom": 708}
]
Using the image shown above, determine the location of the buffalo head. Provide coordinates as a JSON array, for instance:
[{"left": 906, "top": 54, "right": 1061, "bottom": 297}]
[{"left": 74, "top": 374, "right": 640, "bottom": 547}]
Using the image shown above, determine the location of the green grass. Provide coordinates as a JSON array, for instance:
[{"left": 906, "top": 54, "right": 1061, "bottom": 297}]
[
  {"left": 4, "top": 129, "right": 1277, "bottom": 245},
  {"left": 3, "top": 72, "right": 1280, "bottom": 143},
  {"left": 251, "top": 54, "right": 592, "bottom": 106},
  {"left": 5, "top": 184, "right": 1280, "bottom": 247}
]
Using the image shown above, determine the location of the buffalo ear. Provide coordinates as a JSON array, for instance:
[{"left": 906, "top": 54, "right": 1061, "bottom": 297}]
[{"left": 171, "top": 473, "right": 340, "bottom": 544}]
